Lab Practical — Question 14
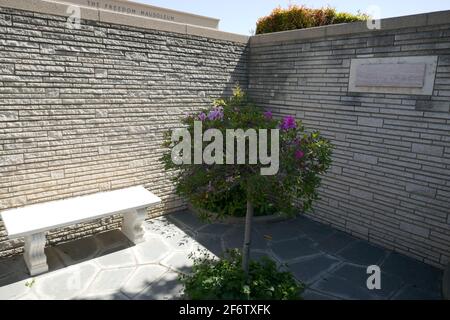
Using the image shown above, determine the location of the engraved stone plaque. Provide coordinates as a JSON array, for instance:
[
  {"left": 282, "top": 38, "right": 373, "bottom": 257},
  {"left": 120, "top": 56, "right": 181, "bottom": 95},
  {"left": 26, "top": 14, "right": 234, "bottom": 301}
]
[
  {"left": 349, "top": 56, "right": 438, "bottom": 95},
  {"left": 355, "top": 63, "right": 426, "bottom": 88}
]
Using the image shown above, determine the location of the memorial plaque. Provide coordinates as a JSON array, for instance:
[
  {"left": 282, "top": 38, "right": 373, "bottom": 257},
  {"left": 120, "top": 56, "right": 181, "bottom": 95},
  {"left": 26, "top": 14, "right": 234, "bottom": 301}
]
[
  {"left": 53, "top": 0, "right": 220, "bottom": 29},
  {"left": 348, "top": 56, "right": 438, "bottom": 95},
  {"left": 355, "top": 63, "right": 426, "bottom": 88}
]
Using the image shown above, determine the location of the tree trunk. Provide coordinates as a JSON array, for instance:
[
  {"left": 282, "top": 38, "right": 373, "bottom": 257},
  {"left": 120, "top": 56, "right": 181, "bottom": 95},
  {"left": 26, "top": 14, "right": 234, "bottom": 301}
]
[{"left": 242, "top": 199, "right": 254, "bottom": 278}]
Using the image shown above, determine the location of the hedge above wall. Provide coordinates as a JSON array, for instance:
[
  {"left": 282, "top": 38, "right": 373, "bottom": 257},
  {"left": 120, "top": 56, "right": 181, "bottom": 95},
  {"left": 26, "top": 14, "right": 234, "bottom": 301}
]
[{"left": 255, "top": 5, "right": 368, "bottom": 35}]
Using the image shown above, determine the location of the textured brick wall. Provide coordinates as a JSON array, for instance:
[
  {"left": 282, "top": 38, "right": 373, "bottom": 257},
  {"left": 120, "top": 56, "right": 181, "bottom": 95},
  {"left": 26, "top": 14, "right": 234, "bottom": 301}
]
[
  {"left": 1, "top": 4, "right": 449, "bottom": 270},
  {"left": 248, "top": 23, "right": 450, "bottom": 268},
  {"left": 0, "top": 6, "right": 248, "bottom": 256}
]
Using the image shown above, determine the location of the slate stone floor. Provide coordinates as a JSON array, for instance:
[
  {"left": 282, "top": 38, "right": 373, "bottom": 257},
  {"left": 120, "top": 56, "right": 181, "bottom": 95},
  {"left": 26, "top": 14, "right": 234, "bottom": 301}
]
[{"left": 0, "top": 210, "right": 443, "bottom": 300}]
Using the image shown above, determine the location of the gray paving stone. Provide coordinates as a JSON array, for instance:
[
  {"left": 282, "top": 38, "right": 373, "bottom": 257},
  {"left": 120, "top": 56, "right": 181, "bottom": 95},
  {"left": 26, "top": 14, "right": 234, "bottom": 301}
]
[
  {"left": 250, "top": 251, "right": 273, "bottom": 262},
  {"left": 255, "top": 219, "right": 303, "bottom": 241},
  {"left": 157, "top": 228, "right": 197, "bottom": 251},
  {"left": 0, "top": 256, "right": 28, "bottom": 286},
  {"left": 0, "top": 257, "right": 19, "bottom": 279},
  {"left": 161, "top": 251, "right": 195, "bottom": 274},
  {"left": 46, "top": 247, "right": 66, "bottom": 271},
  {"left": 289, "top": 255, "right": 341, "bottom": 284},
  {"left": 198, "top": 223, "right": 232, "bottom": 236},
  {"left": 295, "top": 218, "right": 336, "bottom": 243},
  {"left": 132, "top": 237, "right": 171, "bottom": 264},
  {"left": 303, "top": 289, "right": 339, "bottom": 300},
  {"left": 145, "top": 217, "right": 177, "bottom": 236},
  {"left": 222, "top": 226, "right": 268, "bottom": 251},
  {"left": 86, "top": 267, "right": 135, "bottom": 295},
  {"left": 271, "top": 237, "right": 319, "bottom": 261},
  {"left": 292, "top": 215, "right": 325, "bottom": 230},
  {"left": 134, "top": 271, "right": 183, "bottom": 300},
  {"left": 250, "top": 229, "right": 270, "bottom": 251},
  {"left": 195, "top": 234, "right": 223, "bottom": 256},
  {"left": 95, "top": 248, "right": 137, "bottom": 269},
  {"left": 168, "top": 210, "right": 206, "bottom": 231},
  {"left": 444, "top": 263, "right": 449, "bottom": 300},
  {"left": 95, "top": 230, "right": 132, "bottom": 251},
  {"left": 121, "top": 265, "right": 168, "bottom": 298},
  {"left": 311, "top": 275, "right": 377, "bottom": 300},
  {"left": 35, "top": 262, "right": 99, "bottom": 300},
  {"left": 54, "top": 236, "right": 100, "bottom": 266},
  {"left": 380, "top": 252, "right": 443, "bottom": 292},
  {"left": 146, "top": 218, "right": 197, "bottom": 248},
  {"left": 392, "top": 284, "right": 443, "bottom": 300},
  {"left": 337, "top": 241, "right": 388, "bottom": 266},
  {"left": 330, "top": 263, "right": 403, "bottom": 299},
  {"left": 222, "top": 228, "right": 244, "bottom": 249},
  {"left": 316, "top": 231, "right": 354, "bottom": 254},
  {"left": 222, "top": 226, "right": 247, "bottom": 249}
]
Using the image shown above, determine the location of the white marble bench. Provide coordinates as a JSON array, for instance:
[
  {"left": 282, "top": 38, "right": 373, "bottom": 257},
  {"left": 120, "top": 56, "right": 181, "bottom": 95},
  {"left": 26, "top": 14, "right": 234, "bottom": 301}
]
[{"left": 0, "top": 186, "right": 161, "bottom": 276}]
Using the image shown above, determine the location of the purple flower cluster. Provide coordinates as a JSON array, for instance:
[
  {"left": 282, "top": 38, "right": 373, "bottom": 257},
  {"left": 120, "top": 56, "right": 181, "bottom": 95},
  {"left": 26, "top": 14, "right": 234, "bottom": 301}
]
[
  {"left": 208, "top": 107, "right": 224, "bottom": 121},
  {"left": 197, "top": 107, "right": 224, "bottom": 122},
  {"left": 295, "top": 150, "right": 305, "bottom": 160},
  {"left": 198, "top": 112, "right": 207, "bottom": 121},
  {"left": 280, "top": 116, "right": 296, "bottom": 130},
  {"left": 263, "top": 111, "right": 273, "bottom": 119}
]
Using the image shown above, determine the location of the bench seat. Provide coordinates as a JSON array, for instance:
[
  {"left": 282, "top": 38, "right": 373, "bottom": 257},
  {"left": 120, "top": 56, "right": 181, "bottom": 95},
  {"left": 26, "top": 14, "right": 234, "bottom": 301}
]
[{"left": 0, "top": 186, "right": 161, "bottom": 276}]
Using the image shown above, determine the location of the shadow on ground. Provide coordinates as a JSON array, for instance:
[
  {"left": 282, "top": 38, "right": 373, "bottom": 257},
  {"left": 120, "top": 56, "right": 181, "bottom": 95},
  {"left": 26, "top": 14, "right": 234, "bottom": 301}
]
[
  {"left": 168, "top": 210, "right": 444, "bottom": 300},
  {"left": 0, "top": 210, "right": 444, "bottom": 300}
]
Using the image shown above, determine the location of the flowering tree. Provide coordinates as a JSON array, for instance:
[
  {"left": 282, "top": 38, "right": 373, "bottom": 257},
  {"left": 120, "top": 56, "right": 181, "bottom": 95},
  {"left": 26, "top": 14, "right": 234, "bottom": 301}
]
[{"left": 162, "top": 87, "right": 333, "bottom": 276}]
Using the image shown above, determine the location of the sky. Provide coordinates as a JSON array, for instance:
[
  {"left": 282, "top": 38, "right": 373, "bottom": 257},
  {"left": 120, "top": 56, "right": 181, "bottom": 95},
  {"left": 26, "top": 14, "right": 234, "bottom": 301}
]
[{"left": 132, "top": 0, "right": 450, "bottom": 35}]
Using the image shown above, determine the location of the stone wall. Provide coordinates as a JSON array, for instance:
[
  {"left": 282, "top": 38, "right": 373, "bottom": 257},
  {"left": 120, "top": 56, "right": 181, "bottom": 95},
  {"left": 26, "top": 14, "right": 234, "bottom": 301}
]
[
  {"left": 248, "top": 14, "right": 450, "bottom": 268},
  {"left": 0, "top": 1, "right": 449, "bottom": 269},
  {"left": 0, "top": 4, "right": 248, "bottom": 256}
]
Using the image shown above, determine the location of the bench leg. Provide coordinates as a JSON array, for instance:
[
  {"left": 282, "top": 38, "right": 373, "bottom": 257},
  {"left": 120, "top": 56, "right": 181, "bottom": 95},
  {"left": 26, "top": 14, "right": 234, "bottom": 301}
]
[
  {"left": 24, "top": 233, "right": 48, "bottom": 276},
  {"left": 122, "top": 208, "right": 147, "bottom": 244}
]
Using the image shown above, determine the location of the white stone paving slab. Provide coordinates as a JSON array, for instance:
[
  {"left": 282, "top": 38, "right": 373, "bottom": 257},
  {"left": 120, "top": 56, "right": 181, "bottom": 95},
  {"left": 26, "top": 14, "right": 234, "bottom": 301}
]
[
  {"left": 0, "top": 279, "right": 31, "bottom": 300},
  {"left": 86, "top": 267, "right": 135, "bottom": 295},
  {"left": 132, "top": 237, "right": 171, "bottom": 264},
  {"left": 121, "top": 265, "right": 168, "bottom": 298},
  {"left": 161, "top": 251, "right": 195, "bottom": 273},
  {"left": 17, "top": 291, "right": 40, "bottom": 300},
  {"left": 95, "top": 249, "right": 137, "bottom": 269},
  {"left": 0, "top": 216, "right": 213, "bottom": 300},
  {"left": 34, "top": 262, "right": 100, "bottom": 300},
  {"left": 78, "top": 292, "right": 130, "bottom": 300},
  {"left": 134, "top": 271, "right": 183, "bottom": 300}
]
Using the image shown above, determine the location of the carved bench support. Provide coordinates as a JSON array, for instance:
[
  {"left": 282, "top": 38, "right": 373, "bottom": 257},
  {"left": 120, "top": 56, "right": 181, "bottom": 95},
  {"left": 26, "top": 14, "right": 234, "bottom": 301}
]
[
  {"left": 122, "top": 208, "right": 147, "bottom": 244},
  {"left": 24, "top": 233, "right": 48, "bottom": 276}
]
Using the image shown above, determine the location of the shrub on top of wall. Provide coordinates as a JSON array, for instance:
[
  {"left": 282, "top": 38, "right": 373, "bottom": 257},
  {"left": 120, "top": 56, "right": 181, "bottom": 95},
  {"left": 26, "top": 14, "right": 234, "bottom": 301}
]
[{"left": 255, "top": 5, "right": 369, "bottom": 35}]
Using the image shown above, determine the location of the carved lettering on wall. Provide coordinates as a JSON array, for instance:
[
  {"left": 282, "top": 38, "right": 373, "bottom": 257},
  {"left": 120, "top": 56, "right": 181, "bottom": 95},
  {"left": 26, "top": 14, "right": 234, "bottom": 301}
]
[
  {"left": 348, "top": 56, "right": 438, "bottom": 95},
  {"left": 355, "top": 63, "right": 426, "bottom": 88}
]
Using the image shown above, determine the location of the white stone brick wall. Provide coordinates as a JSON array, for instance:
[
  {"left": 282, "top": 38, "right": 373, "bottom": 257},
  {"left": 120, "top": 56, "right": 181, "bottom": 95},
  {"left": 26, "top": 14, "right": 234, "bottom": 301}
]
[{"left": 0, "top": 6, "right": 248, "bottom": 257}]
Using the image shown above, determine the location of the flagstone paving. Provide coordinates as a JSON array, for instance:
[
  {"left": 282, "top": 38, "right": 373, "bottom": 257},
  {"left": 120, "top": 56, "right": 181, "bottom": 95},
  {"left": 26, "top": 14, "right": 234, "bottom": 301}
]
[{"left": 0, "top": 211, "right": 443, "bottom": 300}]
